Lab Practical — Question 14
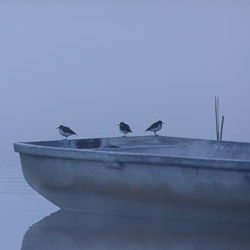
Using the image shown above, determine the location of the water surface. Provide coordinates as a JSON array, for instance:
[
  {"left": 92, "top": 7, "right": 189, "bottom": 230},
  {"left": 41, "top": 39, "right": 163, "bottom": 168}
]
[
  {"left": 1, "top": 1, "right": 250, "bottom": 248},
  {"left": 0, "top": 164, "right": 57, "bottom": 249},
  {"left": 1, "top": 162, "right": 250, "bottom": 250}
]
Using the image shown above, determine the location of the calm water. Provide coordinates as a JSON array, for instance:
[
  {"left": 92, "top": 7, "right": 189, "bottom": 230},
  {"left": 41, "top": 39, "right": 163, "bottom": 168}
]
[
  {"left": 1, "top": 160, "right": 250, "bottom": 250},
  {"left": 1, "top": 1, "right": 250, "bottom": 248},
  {"left": 0, "top": 162, "right": 57, "bottom": 249}
]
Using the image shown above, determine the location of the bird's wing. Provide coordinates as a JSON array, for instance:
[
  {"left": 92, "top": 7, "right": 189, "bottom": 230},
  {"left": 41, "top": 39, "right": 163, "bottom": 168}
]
[
  {"left": 63, "top": 126, "right": 77, "bottom": 135},
  {"left": 121, "top": 123, "right": 132, "bottom": 132},
  {"left": 127, "top": 125, "right": 132, "bottom": 133},
  {"left": 146, "top": 122, "right": 158, "bottom": 131}
]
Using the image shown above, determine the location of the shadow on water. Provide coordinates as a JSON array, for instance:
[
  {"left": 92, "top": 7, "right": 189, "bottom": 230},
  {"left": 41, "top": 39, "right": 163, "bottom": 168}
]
[{"left": 21, "top": 210, "right": 250, "bottom": 250}]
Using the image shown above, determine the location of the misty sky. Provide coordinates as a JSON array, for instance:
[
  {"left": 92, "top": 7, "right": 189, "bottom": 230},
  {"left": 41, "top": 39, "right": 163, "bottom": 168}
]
[{"left": 0, "top": 1, "right": 250, "bottom": 164}]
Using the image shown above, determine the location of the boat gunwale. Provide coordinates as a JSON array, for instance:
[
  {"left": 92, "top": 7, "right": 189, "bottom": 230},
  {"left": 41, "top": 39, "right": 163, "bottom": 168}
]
[{"left": 13, "top": 141, "right": 250, "bottom": 172}]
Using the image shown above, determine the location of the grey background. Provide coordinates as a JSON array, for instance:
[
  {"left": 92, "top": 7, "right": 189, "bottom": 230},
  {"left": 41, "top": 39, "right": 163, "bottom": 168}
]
[
  {"left": 0, "top": 1, "right": 250, "bottom": 249},
  {"left": 1, "top": 1, "right": 250, "bottom": 165}
]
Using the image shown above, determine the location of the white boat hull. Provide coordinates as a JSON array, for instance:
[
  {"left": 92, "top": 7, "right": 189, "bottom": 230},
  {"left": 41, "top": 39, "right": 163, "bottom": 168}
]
[{"left": 14, "top": 136, "right": 250, "bottom": 222}]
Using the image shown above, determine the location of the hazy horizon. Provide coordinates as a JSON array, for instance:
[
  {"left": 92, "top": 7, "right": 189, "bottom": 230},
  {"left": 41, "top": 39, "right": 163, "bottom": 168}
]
[
  {"left": 1, "top": 1, "right": 250, "bottom": 164},
  {"left": 1, "top": 1, "right": 250, "bottom": 249}
]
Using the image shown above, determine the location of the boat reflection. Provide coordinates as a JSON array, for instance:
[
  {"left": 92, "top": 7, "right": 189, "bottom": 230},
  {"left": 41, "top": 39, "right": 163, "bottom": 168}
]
[{"left": 22, "top": 210, "right": 250, "bottom": 250}]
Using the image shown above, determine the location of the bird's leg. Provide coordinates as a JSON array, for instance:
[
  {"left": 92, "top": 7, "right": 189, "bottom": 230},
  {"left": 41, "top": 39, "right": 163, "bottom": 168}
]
[{"left": 154, "top": 131, "right": 157, "bottom": 136}]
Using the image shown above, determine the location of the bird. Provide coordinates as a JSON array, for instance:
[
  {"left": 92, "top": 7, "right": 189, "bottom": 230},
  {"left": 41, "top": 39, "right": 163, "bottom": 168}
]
[
  {"left": 56, "top": 125, "right": 77, "bottom": 140},
  {"left": 117, "top": 122, "right": 132, "bottom": 137},
  {"left": 145, "top": 120, "right": 164, "bottom": 135}
]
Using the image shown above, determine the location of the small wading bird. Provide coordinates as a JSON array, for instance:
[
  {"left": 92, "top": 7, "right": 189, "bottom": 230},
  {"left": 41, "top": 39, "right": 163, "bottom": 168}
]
[
  {"left": 145, "top": 120, "right": 164, "bottom": 135},
  {"left": 117, "top": 122, "right": 132, "bottom": 137},
  {"left": 56, "top": 125, "right": 77, "bottom": 140}
]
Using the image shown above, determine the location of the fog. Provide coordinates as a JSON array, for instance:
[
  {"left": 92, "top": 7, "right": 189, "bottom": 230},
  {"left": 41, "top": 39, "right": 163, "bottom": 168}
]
[
  {"left": 0, "top": 1, "right": 250, "bottom": 249},
  {"left": 1, "top": 1, "right": 250, "bottom": 165}
]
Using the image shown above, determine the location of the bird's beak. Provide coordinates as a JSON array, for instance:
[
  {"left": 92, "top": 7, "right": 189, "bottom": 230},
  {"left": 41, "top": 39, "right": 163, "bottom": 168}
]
[
  {"left": 56, "top": 127, "right": 59, "bottom": 129},
  {"left": 117, "top": 124, "right": 120, "bottom": 126},
  {"left": 162, "top": 122, "right": 165, "bottom": 124}
]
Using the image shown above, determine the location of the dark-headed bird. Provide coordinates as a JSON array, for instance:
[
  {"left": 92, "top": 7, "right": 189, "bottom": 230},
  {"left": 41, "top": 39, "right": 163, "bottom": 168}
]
[
  {"left": 117, "top": 122, "right": 132, "bottom": 137},
  {"left": 145, "top": 120, "right": 164, "bottom": 135},
  {"left": 56, "top": 125, "right": 77, "bottom": 140}
]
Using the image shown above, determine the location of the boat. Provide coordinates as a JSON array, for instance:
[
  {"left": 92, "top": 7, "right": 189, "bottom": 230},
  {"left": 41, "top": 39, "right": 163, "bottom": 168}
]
[{"left": 14, "top": 135, "right": 250, "bottom": 222}]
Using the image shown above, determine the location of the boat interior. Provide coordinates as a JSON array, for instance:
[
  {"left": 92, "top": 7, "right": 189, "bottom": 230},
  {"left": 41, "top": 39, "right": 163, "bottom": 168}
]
[{"left": 26, "top": 136, "right": 250, "bottom": 161}]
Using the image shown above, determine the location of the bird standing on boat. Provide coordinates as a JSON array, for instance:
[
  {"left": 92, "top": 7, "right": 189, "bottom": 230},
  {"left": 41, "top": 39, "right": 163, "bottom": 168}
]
[
  {"left": 145, "top": 120, "right": 164, "bottom": 135},
  {"left": 56, "top": 125, "right": 77, "bottom": 140},
  {"left": 117, "top": 122, "right": 132, "bottom": 137}
]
